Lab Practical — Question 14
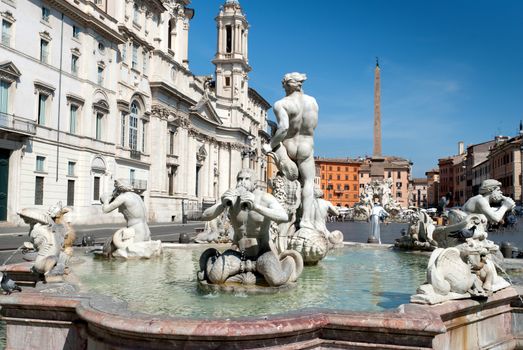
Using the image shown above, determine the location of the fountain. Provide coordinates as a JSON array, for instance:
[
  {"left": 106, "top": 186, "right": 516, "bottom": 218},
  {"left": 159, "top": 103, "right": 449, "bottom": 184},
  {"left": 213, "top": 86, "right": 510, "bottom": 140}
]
[{"left": 1, "top": 78, "right": 523, "bottom": 349}]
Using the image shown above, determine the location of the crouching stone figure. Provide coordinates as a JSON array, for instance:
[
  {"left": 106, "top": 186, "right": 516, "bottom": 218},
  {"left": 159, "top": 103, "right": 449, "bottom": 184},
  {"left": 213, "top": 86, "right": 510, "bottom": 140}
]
[{"left": 197, "top": 169, "right": 303, "bottom": 290}]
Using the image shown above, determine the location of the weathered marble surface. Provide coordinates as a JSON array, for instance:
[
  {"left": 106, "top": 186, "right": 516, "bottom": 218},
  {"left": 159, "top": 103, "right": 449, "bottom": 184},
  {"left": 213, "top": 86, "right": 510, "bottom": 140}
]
[
  {"left": 199, "top": 169, "right": 303, "bottom": 289},
  {"left": 100, "top": 180, "right": 162, "bottom": 259},
  {"left": 353, "top": 179, "right": 402, "bottom": 221},
  {"left": 0, "top": 282, "right": 519, "bottom": 349},
  {"left": 16, "top": 202, "right": 74, "bottom": 280},
  {"left": 262, "top": 73, "right": 344, "bottom": 264}
]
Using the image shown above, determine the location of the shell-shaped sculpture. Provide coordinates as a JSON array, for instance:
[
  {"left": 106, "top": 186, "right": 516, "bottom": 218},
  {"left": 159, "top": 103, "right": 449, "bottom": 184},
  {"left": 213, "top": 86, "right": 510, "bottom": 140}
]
[
  {"left": 17, "top": 208, "right": 52, "bottom": 225},
  {"left": 288, "top": 228, "right": 328, "bottom": 265}
]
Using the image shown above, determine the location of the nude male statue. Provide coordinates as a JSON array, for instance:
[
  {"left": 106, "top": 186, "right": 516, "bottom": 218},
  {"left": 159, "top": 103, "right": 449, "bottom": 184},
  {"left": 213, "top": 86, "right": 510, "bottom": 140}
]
[
  {"left": 100, "top": 180, "right": 151, "bottom": 242},
  {"left": 461, "top": 179, "right": 515, "bottom": 224},
  {"left": 200, "top": 169, "right": 303, "bottom": 287},
  {"left": 263, "top": 72, "right": 318, "bottom": 230}
]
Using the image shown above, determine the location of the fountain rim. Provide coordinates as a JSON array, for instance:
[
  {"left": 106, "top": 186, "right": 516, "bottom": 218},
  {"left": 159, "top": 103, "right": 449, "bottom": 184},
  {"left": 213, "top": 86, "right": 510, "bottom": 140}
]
[{"left": 0, "top": 289, "right": 462, "bottom": 339}]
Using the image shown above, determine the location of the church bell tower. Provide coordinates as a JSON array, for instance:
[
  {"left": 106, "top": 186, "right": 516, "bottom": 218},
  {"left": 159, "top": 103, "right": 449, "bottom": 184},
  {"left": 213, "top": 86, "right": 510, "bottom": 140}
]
[{"left": 213, "top": 0, "right": 251, "bottom": 107}]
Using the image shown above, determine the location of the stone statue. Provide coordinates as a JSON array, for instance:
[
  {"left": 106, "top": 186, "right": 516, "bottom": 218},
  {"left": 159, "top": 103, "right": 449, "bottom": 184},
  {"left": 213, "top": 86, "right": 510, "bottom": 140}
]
[
  {"left": 198, "top": 169, "right": 303, "bottom": 290},
  {"left": 395, "top": 209, "right": 437, "bottom": 250},
  {"left": 461, "top": 179, "right": 515, "bottom": 224},
  {"left": 311, "top": 188, "right": 344, "bottom": 249},
  {"left": 269, "top": 171, "right": 301, "bottom": 254},
  {"left": 410, "top": 179, "right": 515, "bottom": 304},
  {"left": 369, "top": 203, "right": 388, "bottom": 244},
  {"left": 100, "top": 180, "right": 161, "bottom": 259},
  {"left": 411, "top": 246, "right": 510, "bottom": 304},
  {"left": 17, "top": 202, "right": 74, "bottom": 281},
  {"left": 260, "top": 73, "right": 343, "bottom": 264},
  {"left": 352, "top": 180, "right": 401, "bottom": 221},
  {"left": 262, "top": 72, "right": 317, "bottom": 230},
  {"left": 194, "top": 210, "right": 233, "bottom": 244}
]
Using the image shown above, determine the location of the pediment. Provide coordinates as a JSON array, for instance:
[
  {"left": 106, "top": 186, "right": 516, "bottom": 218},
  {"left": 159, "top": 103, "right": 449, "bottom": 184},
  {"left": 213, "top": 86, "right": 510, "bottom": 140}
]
[
  {"left": 0, "top": 61, "right": 21, "bottom": 83},
  {"left": 190, "top": 98, "right": 222, "bottom": 125}
]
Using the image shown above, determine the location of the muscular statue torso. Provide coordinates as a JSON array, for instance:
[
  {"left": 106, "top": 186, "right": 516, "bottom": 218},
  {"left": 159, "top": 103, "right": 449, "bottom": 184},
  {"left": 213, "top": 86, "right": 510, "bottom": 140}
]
[
  {"left": 276, "top": 93, "right": 318, "bottom": 162},
  {"left": 228, "top": 190, "right": 272, "bottom": 257}
]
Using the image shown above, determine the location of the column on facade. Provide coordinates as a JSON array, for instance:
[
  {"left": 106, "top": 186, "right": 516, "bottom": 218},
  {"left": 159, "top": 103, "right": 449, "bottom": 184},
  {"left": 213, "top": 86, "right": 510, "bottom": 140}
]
[{"left": 177, "top": 127, "right": 189, "bottom": 195}]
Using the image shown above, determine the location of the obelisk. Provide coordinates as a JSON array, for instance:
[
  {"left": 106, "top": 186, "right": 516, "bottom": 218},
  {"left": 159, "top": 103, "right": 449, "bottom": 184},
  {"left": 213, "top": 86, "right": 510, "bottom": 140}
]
[
  {"left": 373, "top": 58, "right": 382, "bottom": 157},
  {"left": 370, "top": 58, "right": 385, "bottom": 180}
]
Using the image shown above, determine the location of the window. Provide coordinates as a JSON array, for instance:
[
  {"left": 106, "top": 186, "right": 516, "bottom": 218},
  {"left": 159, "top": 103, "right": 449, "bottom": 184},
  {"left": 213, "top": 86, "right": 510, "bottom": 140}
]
[
  {"left": 120, "top": 112, "right": 126, "bottom": 146},
  {"left": 353, "top": 175, "right": 357, "bottom": 181},
  {"left": 344, "top": 185, "right": 349, "bottom": 190},
  {"left": 132, "top": 44, "right": 138, "bottom": 69},
  {"left": 168, "top": 165, "right": 176, "bottom": 196},
  {"left": 397, "top": 171, "right": 401, "bottom": 178},
  {"left": 337, "top": 184, "right": 341, "bottom": 190},
  {"left": 130, "top": 169, "right": 135, "bottom": 184},
  {"left": 95, "top": 113, "right": 103, "bottom": 140},
  {"left": 40, "top": 39, "right": 49, "bottom": 63},
  {"left": 142, "top": 52, "right": 147, "bottom": 73},
  {"left": 397, "top": 192, "right": 402, "bottom": 198},
  {"left": 1, "top": 20, "right": 12, "bottom": 46},
  {"left": 41, "top": 7, "right": 50, "bottom": 22},
  {"left": 133, "top": 4, "right": 139, "bottom": 24},
  {"left": 195, "top": 165, "right": 201, "bottom": 196},
  {"left": 35, "top": 176, "right": 44, "bottom": 205},
  {"left": 345, "top": 175, "right": 348, "bottom": 180},
  {"left": 0, "top": 80, "right": 9, "bottom": 114},
  {"left": 225, "top": 25, "right": 232, "bottom": 53},
  {"left": 121, "top": 44, "right": 127, "bottom": 62},
  {"left": 387, "top": 171, "right": 391, "bottom": 178},
  {"left": 71, "top": 54, "right": 79, "bottom": 75},
  {"left": 225, "top": 76, "right": 231, "bottom": 87},
  {"left": 37, "top": 93, "right": 47, "bottom": 125},
  {"left": 72, "top": 25, "right": 80, "bottom": 39},
  {"left": 353, "top": 184, "right": 357, "bottom": 191},
  {"left": 36, "top": 156, "right": 45, "bottom": 172},
  {"left": 337, "top": 175, "right": 340, "bottom": 180},
  {"left": 129, "top": 102, "right": 138, "bottom": 150},
  {"left": 337, "top": 167, "right": 340, "bottom": 171},
  {"left": 67, "top": 161, "right": 75, "bottom": 176},
  {"left": 141, "top": 119, "right": 146, "bottom": 152},
  {"left": 97, "top": 66, "right": 104, "bottom": 85},
  {"left": 93, "top": 176, "right": 100, "bottom": 201},
  {"left": 67, "top": 180, "right": 75, "bottom": 206},
  {"left": 69, "top": 105, "right": 77, "bottom": 133},
  {"left": 169, "top": 131, "right": 175, "bottom": 154}
]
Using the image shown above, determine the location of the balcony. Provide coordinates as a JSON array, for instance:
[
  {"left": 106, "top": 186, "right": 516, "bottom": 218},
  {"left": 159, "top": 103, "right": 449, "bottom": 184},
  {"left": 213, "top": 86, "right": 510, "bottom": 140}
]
[
  {"left": 166, "top": 154, "right": 179, "bottom": 166},
  {"left": 131, "top": 179, "right": 147, "bottom": 192},
  {"left": 0, "top": 112, "right": 37, "bottom": 136},
  {"left": 130, "top": 149, "right": 141, "bottom": 160}
]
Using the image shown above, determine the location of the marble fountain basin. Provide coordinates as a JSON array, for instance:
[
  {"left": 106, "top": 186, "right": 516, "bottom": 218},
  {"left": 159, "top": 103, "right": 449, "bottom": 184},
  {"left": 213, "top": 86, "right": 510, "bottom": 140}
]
[{"left": 1, "top": 243, "right": 522, "bottom": 350}]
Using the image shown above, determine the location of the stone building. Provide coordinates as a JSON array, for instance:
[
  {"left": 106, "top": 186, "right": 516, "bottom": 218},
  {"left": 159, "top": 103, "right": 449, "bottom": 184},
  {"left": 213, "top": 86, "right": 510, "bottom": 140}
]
[
  {"left": 425, "top": 168, "right": 439, "bottom": 208},
  {"left": 0, "top": 0, "right": 270, "bottom": 224},
  {"left": 488, "top": 135, "right": 522, "bottom": 204},
  {"left": 359, "top": 156, "right": 412, "bottom": 209},
  {"left": 410, "top": 178, "right": 428, "bottom": 208},
  {"left": 438, "top": 142, "right": 466, "bottom": 207},
  {"left": 315, "top": 157, "right": 362, "bottom": 207},
  {"left": 464, "top": 139, "right": 496, "bottom": 199}
]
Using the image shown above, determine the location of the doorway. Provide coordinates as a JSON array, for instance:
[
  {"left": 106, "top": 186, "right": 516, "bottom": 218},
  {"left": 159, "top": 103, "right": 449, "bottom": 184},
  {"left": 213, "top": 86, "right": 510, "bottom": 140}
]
[{"left": 0, "top": 149, "right": 9, "bottom": 221}]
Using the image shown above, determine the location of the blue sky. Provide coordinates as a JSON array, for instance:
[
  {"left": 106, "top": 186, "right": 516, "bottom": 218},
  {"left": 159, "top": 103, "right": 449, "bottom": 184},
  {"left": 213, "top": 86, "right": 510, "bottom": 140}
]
[{"left": 188, "top": 1, "right": 523, "bottom": 177}]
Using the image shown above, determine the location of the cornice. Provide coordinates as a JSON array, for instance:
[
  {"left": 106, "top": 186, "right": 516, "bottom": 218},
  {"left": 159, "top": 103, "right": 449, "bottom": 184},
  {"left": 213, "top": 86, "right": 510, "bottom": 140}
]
[
  {"left": 46, "top": 0, "right": 125, "bottom": 44},
  {"left": 118, "top": 25, "right": 155, "bottom": 51},
  {"left": 149, "top": 80, "right": 196, "bottom": 106}
]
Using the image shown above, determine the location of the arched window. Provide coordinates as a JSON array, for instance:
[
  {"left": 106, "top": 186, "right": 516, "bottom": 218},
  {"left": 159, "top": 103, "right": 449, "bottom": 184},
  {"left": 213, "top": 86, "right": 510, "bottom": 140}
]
[{"left": 129, "top": 102, "right": 138, "bottom": 150}]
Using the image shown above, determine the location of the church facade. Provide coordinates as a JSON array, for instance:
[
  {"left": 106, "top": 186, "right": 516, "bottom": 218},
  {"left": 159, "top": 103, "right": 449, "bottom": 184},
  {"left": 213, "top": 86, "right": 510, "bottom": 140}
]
[{"left": 0, "top": 0, "right": 270, "bottom": 224}]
